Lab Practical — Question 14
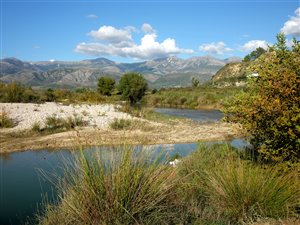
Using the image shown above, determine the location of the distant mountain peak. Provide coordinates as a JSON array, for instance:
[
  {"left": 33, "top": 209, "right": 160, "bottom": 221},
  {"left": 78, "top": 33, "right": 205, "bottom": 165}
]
[{"left": 0, "top": 55, "right": 238, "bottom": 88}]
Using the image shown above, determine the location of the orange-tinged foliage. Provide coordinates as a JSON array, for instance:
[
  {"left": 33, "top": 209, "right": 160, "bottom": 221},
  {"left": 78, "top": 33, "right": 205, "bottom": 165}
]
[{"left": 225, "top": 34, "right": 300, "bottom": 165}]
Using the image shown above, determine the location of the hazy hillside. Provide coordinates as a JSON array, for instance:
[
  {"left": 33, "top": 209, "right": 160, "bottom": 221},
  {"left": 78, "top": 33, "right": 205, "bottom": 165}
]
[
  {"left": 0, "top": 56, "right": 241, "bottom": 88},
  {"left": 211, "top": 62, "right": 252, "bottom": 86}
]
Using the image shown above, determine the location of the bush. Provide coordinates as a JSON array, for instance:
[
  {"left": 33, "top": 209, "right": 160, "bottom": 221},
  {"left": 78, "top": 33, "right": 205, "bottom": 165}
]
[
  {"left": 37, "top": 147, "right": 179, "bottom": 225},
  {"left": 109, "top": 118, "right": 132, "bottom": 130},
  {"left": 97, "top": 76, "right": 115, "bottom": 96},
  {"left": 225, "top": 34, "right": 300, "bottom": 165},
  {"left": 118, "top": 72, "right": 148, "bottom": 105},
  {"left": 0, "top": 111, "right": 14, "bottom": 128}
]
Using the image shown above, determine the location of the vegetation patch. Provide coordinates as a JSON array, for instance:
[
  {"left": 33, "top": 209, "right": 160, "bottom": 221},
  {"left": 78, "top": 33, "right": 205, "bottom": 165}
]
[
  {"left": 109, "top": 118, "right": 132, "bottom": 130},
  {"left": 0, "top": 111, "right": 15, "bottom": 128},
  {"left": 178, "top": 144, "right": 300, "bottom": 224},
  {"left": 32, "top": 114, "right": 87, "bottom": 134},
  {"left": 37, "top": 147, "right": 180, "bottom": 225},
  {"left": 147, "top": 86, "right": 243, "bottom": 109},
  {"left": 37, "top": 144, "right": 300, "bottom": 225},
  {"left": 224, "top": 34, "right": 300, "bottom": 167}
]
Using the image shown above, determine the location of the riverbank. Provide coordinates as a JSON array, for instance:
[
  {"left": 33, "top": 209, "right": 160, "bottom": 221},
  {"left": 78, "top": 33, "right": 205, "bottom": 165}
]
[{"left": 0, "top": 102, "right": 243, "bottom": 153}]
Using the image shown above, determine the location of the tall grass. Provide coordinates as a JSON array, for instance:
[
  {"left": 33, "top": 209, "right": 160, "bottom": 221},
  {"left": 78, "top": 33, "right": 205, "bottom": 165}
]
[
  {"left": 37, "top": 147, "right": 180, "bottom": 225},
  {"left": 206, "top": 160, "right": 300, "bottom": 223},
  {"left": 37, "top": 144, "right": 300, "bottom": 224},
  {"left": 178, "top": 144, "right": 300, "bottom": 224}
]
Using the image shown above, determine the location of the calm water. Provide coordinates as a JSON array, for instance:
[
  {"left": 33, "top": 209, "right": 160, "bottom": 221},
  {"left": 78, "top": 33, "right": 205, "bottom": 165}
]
[
  {"left": 0, "top": 108, "right": 245, "bottom": 225},
  {"left": 154, "top": 108, "right": 224, "bottom": 122}
]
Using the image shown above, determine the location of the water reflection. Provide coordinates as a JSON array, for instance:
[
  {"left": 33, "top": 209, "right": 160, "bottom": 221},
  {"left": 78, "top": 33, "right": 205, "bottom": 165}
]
[{"left": 154, "top": 108, "right": 224, "bottom": 122}]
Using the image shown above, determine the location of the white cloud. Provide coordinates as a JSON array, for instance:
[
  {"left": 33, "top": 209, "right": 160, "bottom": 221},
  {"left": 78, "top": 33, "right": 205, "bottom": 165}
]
[
  {"left": 199, "top": 42, "right": 232, "bottom": 55},
  {"left": 240, "top": 40, "right": 270, "bottom": 52},
  {"left": 87, "top": 14, "right": 98, "bottom": 19},
  {"left": 280, "top": 7, "right": 300, "bottom": 36},
  {"left": 142, "top": 23, "right": 156, "bottom": 34},
  {"left": 75, "top": 24, "right": 193, "bottom": 60},
  {"left": 33, "top": 45, "right": 40, "bottom": 49},
  {"left": 89, "top": 25, "right": 133, "bottom": 43}
]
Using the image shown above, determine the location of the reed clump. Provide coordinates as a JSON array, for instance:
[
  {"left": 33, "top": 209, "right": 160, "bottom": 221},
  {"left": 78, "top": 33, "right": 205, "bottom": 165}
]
[{"left": 38, "top": 147, "right": 180, "bottom": 225}]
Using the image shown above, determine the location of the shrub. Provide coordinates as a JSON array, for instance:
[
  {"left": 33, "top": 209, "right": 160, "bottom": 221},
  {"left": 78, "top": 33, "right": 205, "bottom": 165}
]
[
  {"left": 118, "top": 72, "right": 148, "bottom": 105},
  {"left": 97, "top": 76, "right": 115, "bottom": 96},
  {"left": 109, "top": 118, "right": 132, "bottom": 130},
  {"left": 44, "top": 88, "right": 56, "bottom": 102},
  {"left": 31, "top": 122, "right": 42, "bottom": 132},
  {"left": 224, "top": 33, "right": 300, "bottom": 165},
  {"left": 0, "top": 111, "right": 14, "bottom": 128},
  {"left": 37, "top": 147, "right": 180, "bottom": 225},
  {"left": 45, "top": 115, "right": 65, "bottom": 131}
]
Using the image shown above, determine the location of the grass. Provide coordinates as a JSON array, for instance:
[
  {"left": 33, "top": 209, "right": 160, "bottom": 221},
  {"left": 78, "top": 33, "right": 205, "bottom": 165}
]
[
  {"left": 206, "top": 160, "right": 300, "bottom": 223},
  {"left": 32, "top": 114, "right": 87, "bottom": 134},
  {"left": 36, "top": 144, "right": 300, "bottom": 225},
  {"left": 178, "top": 144, "right": 300, "bottom": 224},
  {"left": 117, "top": 103, "right": 185, "bottom": 124},
  {"left": 0, "top": 111, "right": 14, "bottom": 128},
  {"left": 146, "top": 86, "right": 243, "bottom": 110},
  {"left": 109, "top": 118, "right": 154, "bottom": 132},
  {"left": 109, "top": 118, "right": 132, "bottom": 130},
  {"left": 37, "top": 147, "right": 180, "bottom": 225}
]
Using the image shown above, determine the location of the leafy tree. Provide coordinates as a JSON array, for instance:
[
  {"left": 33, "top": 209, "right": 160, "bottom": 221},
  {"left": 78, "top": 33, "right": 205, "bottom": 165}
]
[
  {"left": 97, "top": 76, "right": 115, "bottom": 96},
  {"left": 243, "top": 47, "right": 267, "bottom": 62},
  {"left": 191, "top": 77, "right": 200, "bottom": 87},
  {"left": 225, "top": 33, "right": 300, "bottom": 165},
  {"left": 118, "top": 72, "right": 148, "bottom": 105}
]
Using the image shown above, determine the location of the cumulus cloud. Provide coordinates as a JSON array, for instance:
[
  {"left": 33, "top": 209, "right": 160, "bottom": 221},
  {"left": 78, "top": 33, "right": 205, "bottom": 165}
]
[
  {"left": 87, "top": 14, "right": 98, "bottom": 19},
  {"left": 199, "top": 42, "right": 232, "bottom": 55},
  {"left": 142, "top": 23, "right": 156, "bottom": 34},
  {"left": 75, "top": 24, "right": 193, "bottom": 60},
  {"left": 240, "top": 40, "right": 270, "bottom": 52},
  {"left": 281, "top": 8, "right": 300, "bottom": 36},
  {"left": 89, "top": 25, "right": 133, "bottom": 43}
]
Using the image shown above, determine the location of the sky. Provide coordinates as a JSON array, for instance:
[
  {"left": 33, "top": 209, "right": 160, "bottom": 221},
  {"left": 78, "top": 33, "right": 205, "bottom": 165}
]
[{"left": 1, "top": 0, "right": 300, "bottom": 62}]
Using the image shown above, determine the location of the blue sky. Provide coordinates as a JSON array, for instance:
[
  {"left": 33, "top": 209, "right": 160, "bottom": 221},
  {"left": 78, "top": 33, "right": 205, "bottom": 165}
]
[{"left": 1, "top": 0, "right": 299, "bottom": 62}]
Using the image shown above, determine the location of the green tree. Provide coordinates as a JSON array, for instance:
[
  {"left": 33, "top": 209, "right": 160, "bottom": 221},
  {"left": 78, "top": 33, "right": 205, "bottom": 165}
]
[
  {"left": 225, "top": 33, "right": 300, "bottom": 165},
  {"left": 243, "top": 47, "right": 267, "bottom": 62},
  {"left": 118, "top": 72, "right": 148, "bottom": 105},
  {"left": 191, "top": 77, "right": 200, "bottom": 87},
  {"left": 97, "top": 76, "right": 115, "bottom": 96}
]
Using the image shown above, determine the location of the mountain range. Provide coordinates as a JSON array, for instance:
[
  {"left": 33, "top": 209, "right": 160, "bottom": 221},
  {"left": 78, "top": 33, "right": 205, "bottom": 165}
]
[{"left": 0, "top": 56, "right": 241, "bottom": 88}]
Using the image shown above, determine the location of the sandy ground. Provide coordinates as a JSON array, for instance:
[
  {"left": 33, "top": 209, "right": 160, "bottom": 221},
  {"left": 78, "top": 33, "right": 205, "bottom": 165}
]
[
  {"left": 0, "top": 102, "right": 132, "bottom": 130},
  {"left": 0, "top": 103, "right": 243, "bottom": 153}
]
